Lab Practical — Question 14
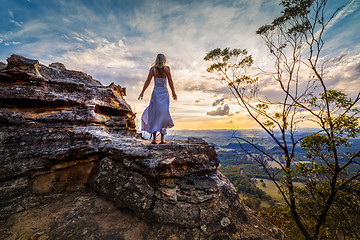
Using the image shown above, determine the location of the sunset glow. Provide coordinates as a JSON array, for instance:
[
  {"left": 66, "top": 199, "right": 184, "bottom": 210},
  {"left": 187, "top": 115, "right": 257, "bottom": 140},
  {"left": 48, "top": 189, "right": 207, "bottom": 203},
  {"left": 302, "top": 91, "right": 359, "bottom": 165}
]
[{"left": 1, "top": 0, "right": 359, "bottom": 130}]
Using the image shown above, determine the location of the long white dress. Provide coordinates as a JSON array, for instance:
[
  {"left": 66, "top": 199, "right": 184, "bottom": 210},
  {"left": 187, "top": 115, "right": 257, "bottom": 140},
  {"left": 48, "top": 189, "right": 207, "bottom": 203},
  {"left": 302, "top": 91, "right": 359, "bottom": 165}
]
[{"left": 141, "top": 67, "right": 174, "bottom": 135}]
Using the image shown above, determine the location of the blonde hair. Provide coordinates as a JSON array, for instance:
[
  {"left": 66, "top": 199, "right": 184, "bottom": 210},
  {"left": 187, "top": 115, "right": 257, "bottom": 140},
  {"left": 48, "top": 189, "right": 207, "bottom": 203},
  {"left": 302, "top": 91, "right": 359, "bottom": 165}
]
[
  {"left": 154, "top": 53, "right": 166, "bottom": 77},
  {"left": 154, "top": 53, "right": 166, "bottom": 68}
]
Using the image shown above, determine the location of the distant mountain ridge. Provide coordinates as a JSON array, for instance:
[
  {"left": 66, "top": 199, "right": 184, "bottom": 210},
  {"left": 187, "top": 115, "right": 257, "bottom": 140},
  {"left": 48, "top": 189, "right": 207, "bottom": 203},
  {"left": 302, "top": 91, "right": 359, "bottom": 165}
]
[{"left": 166, "top": 129, "right": 360, "bottom": 162}]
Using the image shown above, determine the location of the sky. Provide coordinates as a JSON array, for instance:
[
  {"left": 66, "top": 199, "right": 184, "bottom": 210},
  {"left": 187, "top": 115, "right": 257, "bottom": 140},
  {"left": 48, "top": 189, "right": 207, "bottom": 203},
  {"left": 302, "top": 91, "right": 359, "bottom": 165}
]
[{"left": 1, "top": 0, "right": 359, "bottom": 131}]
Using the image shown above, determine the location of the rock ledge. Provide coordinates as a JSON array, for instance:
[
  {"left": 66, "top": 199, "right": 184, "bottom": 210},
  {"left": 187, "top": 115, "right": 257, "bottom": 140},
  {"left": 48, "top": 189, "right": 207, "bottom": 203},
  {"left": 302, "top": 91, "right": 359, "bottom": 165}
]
[{"left": 0, "top": 55, "right": 284, "bottom": 240}]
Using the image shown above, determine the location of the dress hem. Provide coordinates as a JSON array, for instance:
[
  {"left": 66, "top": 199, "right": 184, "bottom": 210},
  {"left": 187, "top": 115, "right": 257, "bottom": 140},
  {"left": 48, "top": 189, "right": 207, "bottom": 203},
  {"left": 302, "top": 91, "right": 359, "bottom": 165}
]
[{"left": 141, "top": 125, "right": 174, "bottom": 135}]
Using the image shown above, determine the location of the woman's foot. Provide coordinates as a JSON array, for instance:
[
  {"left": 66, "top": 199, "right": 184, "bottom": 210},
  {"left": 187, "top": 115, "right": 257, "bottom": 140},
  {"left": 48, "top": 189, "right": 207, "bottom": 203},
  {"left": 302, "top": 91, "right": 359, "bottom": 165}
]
[
  {"left": 151, "top": 131, "right": 157, "bottom": 144},
  {"left": 160, "top": 133, "right": 166, "bottom": 144}
]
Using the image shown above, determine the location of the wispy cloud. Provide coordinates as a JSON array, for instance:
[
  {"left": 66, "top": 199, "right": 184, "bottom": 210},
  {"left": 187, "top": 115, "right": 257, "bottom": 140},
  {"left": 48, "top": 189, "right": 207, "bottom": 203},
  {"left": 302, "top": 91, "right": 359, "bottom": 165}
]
[
  {"left": 326, "top": 0, "right": 360, "bottom": 30},
  {"left": 9, "top": 19, "right": 23, "bottom": 27},
  {"left": 59, "top": 38, "right": 135, "bottom": 69},
  {"left": 9, "top": 10, "right": 14, "bottom": 18},
  {"left": 4, "top": 41, "right": 21, "bottom": 46}
]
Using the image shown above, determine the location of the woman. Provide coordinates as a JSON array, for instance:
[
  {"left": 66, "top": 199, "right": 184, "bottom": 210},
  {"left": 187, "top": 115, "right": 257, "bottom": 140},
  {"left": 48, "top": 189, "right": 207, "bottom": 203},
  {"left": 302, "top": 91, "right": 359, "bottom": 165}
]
[{"left": 138, "top": 53, "right": 177, "bottom": 144}]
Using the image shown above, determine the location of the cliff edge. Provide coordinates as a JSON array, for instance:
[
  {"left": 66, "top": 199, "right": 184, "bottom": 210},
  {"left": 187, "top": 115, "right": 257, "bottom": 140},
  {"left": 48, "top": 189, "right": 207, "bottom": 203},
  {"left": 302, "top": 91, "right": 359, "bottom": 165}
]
[{"left": 0, "top": 55, "right": 284, "bottom": 240}]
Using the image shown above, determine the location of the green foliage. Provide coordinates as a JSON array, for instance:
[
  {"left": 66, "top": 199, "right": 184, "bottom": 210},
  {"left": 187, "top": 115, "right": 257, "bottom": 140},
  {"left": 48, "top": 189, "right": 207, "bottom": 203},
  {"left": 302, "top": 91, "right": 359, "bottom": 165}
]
[
  {"left": 204, "top": 47, "right": 257, "bottom": 87},
  {"left": 261, "top": 181, "right": 360, "bottom": 239},
  {"left": 325, "top": 184, "right": 360, "bottom": 239},
  {"left": 302, "top": 90, "right": 360, "bottom": 160},
  {"left": 224, "top": 172, "right": 272, "bottom": 201},
  {"left": 300, "top": 134, "right": 332, "bottom": 160},
  {"left": 242, "top": 197, "right": 262, "bottom": 210},
  {"left": 204, "top": 47, "right": 250, "bottom": 74},
  {"left": 323, "top": 90, "right": 353, "bottom": 108},
  {"left": 219, "top": 158, "right": 284, "bottom": 181},
  {"left": 263, "top": 120, "right": 275, "bottom": 130},
  {"left": 257, "top": 0, "right": 314, "bottom": 36},
  {"left": 260, "top": 206, "right": 300, "bottom": 239},
  {"left": 256, "top": 103, "right": 269, "bottom": 110}
]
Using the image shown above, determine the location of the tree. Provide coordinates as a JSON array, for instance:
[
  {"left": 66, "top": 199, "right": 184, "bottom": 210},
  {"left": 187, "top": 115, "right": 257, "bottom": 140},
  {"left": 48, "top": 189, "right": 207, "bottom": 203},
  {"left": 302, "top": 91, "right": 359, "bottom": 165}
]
[
  {"left": 260, "top": 182, "right": 360, "bottom": 239},
  {"left": 204, "top": 0, "right": 360, "bottom": 239}
]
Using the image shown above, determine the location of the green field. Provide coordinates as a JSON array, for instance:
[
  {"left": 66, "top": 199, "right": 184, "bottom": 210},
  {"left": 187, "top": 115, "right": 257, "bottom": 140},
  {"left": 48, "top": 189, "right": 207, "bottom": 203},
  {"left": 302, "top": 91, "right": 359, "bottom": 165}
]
[
  {"left": 254, "top": 178, "right": 284, "bottom": 203},
  {"left": 254, "top": 178, "right": 303, "bottom": 205}
]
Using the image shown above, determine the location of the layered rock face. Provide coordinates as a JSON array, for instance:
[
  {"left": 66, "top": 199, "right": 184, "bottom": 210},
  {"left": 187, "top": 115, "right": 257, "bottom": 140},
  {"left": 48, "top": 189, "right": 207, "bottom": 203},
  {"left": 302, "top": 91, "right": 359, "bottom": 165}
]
[{"left": 0, "top": 55, "right": 284, "bottom": 240}]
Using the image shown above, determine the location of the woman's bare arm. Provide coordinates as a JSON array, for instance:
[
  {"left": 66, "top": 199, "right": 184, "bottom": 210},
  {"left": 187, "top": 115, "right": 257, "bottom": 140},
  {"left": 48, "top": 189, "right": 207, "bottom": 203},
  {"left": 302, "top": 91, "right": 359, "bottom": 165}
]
[
  {"left": 138, "top": 68, "right": 154, "bottom": 100},
  {"left": 165, "top": 66, "right": 177, "bottom": 100}
]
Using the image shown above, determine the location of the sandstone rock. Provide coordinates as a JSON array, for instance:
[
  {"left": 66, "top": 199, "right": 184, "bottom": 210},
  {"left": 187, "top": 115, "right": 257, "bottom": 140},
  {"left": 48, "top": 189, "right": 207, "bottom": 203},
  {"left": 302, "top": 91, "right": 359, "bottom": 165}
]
[
  {"left": 0, "top": 192, "right": 149, "bottom": 240},
  {"left": 0, "top": 55, "right": 285, "bottom": 240},
  {"left": 6, "top": 54, "right": 39, "bottom": 69},
  {"left": 0, "top": 54, "right": 135, "bottom": 129},
  {"left": 5, "top": 54, "right": 41, "bottom": 77},
  {"left": 49, "top": 62, "right": 66, "bottom": 70}
]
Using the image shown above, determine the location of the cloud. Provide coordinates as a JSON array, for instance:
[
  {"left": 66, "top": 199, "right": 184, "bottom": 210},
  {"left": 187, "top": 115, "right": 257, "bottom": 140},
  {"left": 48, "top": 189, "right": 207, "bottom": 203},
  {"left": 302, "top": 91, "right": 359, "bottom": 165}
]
[
  {"left": 9, "top": 19, "right": 23, "bottom": 27},
  {"left": 212, "top": 97, "right": 225, "bottom": 106},
  {"left": 206, "top": 104, "right": 232, "bottom": 116},
  {"left": 326, "top": 0, "right": 360, "bottom": 30},
  {"left": 4, "top": 21, "right": 48, "bottom": 40},
  {"left": 0, "top": 0, "right": 277, "bottom": 88},
  {"left": 332, "top": 54, "right": 347, "bottom": 63},
  {"left": 59, "top": 38, "right": 136, "bottom": 69},
  {"left": 9, "top": 10, "right": 14, "bottom": 18},
  {"left": 325, "top": 51, "right": 360, "bottom": 96},
  {"left": 184, "top": 83, "right": 232, "bottom": 97},
  {"left": 4, "top": 41, "right": 21, "bottom": 46}
]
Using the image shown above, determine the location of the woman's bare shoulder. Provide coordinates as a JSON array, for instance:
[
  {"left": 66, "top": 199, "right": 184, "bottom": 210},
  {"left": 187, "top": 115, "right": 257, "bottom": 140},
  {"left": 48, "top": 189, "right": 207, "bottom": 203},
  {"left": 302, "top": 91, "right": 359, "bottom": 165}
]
[{"left": 149, "top": 67, "right": 155, "bottom": 74}]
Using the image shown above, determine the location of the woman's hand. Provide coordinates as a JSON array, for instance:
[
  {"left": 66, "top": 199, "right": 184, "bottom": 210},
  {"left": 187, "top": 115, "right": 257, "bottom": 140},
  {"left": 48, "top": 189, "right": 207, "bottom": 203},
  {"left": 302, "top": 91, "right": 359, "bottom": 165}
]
[
  {"left": 172, "top": 93, "right": 177, "bottom": 100},
  {"left": 138, "top": 92, "right": 144, "bottom": 100}
]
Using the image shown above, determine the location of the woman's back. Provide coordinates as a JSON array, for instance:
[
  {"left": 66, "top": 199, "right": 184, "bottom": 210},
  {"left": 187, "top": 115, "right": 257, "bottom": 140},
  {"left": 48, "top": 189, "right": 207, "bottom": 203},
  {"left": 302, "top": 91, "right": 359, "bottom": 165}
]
[
  {"left": 154, "top": 68, "right": 168, "bottom": 89},
  {"left": 154, "top": 66, "right": 166, "bottom": 79},
  {"left": 154, "top": 66, "right": 167, "bottom": 78}
]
